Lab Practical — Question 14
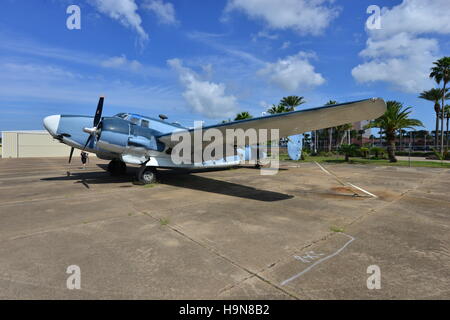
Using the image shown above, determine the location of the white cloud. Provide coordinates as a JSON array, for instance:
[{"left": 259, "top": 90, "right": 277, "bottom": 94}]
[
  {"left": 359, "top": 33, "right": 438, "bottom": 59},
  {"left": 369, "top": 0, "right": 450, "bottom": 39},
  {"left": 280, "top": 41, "right": 290, "bottom": 49},
  {"left": 101, "top": 55, "right": 142, "bottom": 71},
  {"left": 168, "top": 59, "right": 238, "bottom": 118},
  {"left": 225, "top": 0, "right": 340, "bottom": 36},
  {"left": 258, "top": 52, "right": 325, "bottom": 91},
  {"left": 251, "top": 30, "right": 278, "bottom": 41},
  {"left": 186, "top": 31, "right": 265, "bottom": 66},
  {"left": 0, "top": 61, "right": 180, "bottom": 111},
  {"left": 0, "top": 35, "right": 170, "bottom": 78},
  {"left": 201, "top": 64, "right": 213, "bottom": 77},
  {"left": 89, "top": 0, "right": 148, "bottom": 40},
  {"left": 352, "top": 0, "right": 450, "bottom": 93},
  {"left": 352, "top": 45, "right": 437, "bottom": 93},
  {"left": 142, "top": 0, "right": 178, "bottom": 25},
  {"left": 1, "top": 63, "right": 82, "bottom": 81}
]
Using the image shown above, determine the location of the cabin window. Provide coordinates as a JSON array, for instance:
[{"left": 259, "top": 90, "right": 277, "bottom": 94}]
[{"left": 141, "top": 119, "right": 149, "bottom": 128}]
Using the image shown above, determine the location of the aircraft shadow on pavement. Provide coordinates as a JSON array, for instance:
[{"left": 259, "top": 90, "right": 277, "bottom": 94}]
[
  {"left": 158, "top": 170, "right": 293, "bottom": 202},
  {"left": 41, "top": 164, "right": 293, "bottom": 202}
]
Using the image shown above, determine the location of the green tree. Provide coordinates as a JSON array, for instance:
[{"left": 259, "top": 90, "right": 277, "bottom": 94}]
[
  {"left": 280, "top": 96, "right": 306, "bottom": 111},
  {"left": 234, "top": 111, "right": 253, "bottom": 121},
  {"left": 366, "top": 101, "right": 423, "bottom": 162},
  {"left": 338, "top": 144, "right": 358, "bottom": 162},
  {"left": 418, "top": 88, "right": 449, "bottom": 148},
  {"left": 430, "top": 57, "right": 450, "bottom": 153},
  {"left": 370, "top": 146, "right": 385, "bottom": 159},
  {"left": 303, "top": 133, "right": 311, "bottom": 150},
  {"left": 360, "top": 147, "right": 369, "bottom": 158}
]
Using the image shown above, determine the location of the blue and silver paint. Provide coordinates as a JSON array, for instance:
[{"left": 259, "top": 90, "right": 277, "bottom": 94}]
[{"left": 43, "top": 112, "right": 253, "bottom": 167}]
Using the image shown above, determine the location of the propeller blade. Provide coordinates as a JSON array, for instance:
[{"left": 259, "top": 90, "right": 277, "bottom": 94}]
[
  {"left": 68, "top": 147, "right": 74, "bottom": 163},
  {"left": 82, "top": 135, "right": 93, "bottom": 151},
  {"left": 93, "top": 96, "right": 104, "bottom": 127}
]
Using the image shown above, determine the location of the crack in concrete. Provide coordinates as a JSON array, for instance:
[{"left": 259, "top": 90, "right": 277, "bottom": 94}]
[
  {"left": 137, "top": 208, "right": 300, "bottom": 300},
  {"left": 216, "top": 167, "right": 449, "bottom": 295}
]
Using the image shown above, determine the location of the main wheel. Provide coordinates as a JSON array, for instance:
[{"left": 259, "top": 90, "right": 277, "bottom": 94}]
[
  {"left": 108, "top": 160, "right": 127, "bottom": 176},
  {"left": 137, "top": 167, "right": 156, "bottom": 184}
]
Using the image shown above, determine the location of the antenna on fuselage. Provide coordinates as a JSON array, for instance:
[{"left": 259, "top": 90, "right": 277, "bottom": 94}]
[{"left": 159, "top": 114, "right": 168, "bottom": 120}]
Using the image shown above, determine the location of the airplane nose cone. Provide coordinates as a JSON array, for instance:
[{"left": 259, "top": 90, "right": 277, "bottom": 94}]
[{"left": 43, "top": 115, "right": 61, "bottom": 136}]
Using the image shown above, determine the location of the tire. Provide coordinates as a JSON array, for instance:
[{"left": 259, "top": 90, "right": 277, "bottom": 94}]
[
  {"left": 137, "top": 167, "right": 156, "bottom": 184},
  {"left": 117, "top": 161, "right": 127, "bottom": 175}
]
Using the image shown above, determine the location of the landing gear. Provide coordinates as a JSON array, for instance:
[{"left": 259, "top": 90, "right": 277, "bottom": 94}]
[
  {"left": 137, "top": 166, "right": 157, "bottom": 184},
  {"left": 255, "top": 144, "right": 261, "bottom": 169},
  {"left": 107, "top": 160, "right": 127, "bottom": 176}
]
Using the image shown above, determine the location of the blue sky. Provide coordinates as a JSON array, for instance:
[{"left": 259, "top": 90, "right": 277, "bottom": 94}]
[{"left": 1, "top": 0, "right": 449, "bottom": 131}]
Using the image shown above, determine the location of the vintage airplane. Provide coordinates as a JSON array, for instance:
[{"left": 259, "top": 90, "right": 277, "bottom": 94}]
[{"left": 43, "top": 97, "right": 386, "bottom": 184}]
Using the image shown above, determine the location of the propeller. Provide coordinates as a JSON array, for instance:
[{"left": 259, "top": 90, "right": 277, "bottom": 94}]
[
  {"left": 82, "top": 96, "right": 104, "bottom": 151},
  {"left": 68, "top": 147, "right": 74, "bottom": 164},
  {"left": 93, "top": 96, "right": 104, "bottom": 127}
]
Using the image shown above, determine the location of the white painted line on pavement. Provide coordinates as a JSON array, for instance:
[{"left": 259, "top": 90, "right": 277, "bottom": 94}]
[
  {"left": 314, "top": 161, "right": 378, "bottom": 198},
  {"left": 347, "top": 183, "right": 378, "bottom": 198},
  {"left": 281, "top": 233, "right": 355, "bottom": 286}
]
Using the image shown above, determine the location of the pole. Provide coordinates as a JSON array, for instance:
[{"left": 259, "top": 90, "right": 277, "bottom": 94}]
[
  {"left": 409, "top": 132, "right": 412, "bottom": 167},
  {"left": 314, "top": 131, "right": 317, "bottom": 154},
  {"left": 442, "top": 84, "right": 446, "bottom": 156},
  {"left": 329, "top": 128, "right": 332, "bottom": 152}
]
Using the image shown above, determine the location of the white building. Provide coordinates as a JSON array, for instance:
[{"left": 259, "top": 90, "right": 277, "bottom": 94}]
[{"left": 1, "top": 130, "right": 72, "bottom": 158}]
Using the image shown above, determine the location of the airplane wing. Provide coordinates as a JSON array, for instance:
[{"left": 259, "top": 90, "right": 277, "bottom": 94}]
[{"left": 157, "top": 98, "right": 386, "bottom": 148}]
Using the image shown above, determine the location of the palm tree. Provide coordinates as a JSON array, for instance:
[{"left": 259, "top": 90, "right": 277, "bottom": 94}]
[
  {"left": 430, "top": 57, "right": 450, "bottom": 153},
  {"left": 358, "top": 129, "right": 365, "bottom": 146},
  {"left": 366, "top": 101, "right": 423, "bottom": 162},
  {"left": 418, "top": 88, "right": 449, "bottom": 148},
  {"left": 325, "top": 100, "right": 338, "bottom": 151},
  {"left": 416, "top": 130, "right": 429, "bottom": 149},
  {"left": 280, "top": 96, "right": 305, "bottom": 111},
  {"left": 267, "top": 104, "right": 290, "bottom": 114},
  {"left": 398, "top": 129, "right": 406, "bottom": 151},
  {"left": 234, "top": 111, "right": 253, "bottom": 121},
  {"left": 444, "top": 104, "right": 450, "bottom": 148},
  {"left": 338, "top": 144, "right": 358, "bottom": 162},
  {"left": 303, "top": 133, "right": 311, "bottom": 150},
  {"left": 335, "top": 123, "right": 353, "bottom": 147},
  {"left": 369, "top": 134, "right": 375, "bottom": 146}
]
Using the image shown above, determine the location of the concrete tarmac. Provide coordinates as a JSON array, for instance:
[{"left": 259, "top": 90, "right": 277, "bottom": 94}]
[{"left": 0, "top": 157, "right": 448, "bottom": 299}]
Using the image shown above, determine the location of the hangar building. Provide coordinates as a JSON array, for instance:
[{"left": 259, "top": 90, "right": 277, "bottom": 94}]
[{"left": 1, "top": 130, "right": 71, "bottom": 158}]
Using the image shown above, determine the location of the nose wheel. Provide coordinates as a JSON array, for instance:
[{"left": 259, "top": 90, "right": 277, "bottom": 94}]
[
  {"left": 137, "top": 166, "right": 157, "bottom": 184},
  {"left": 107, "top": 160, "right": 127, "bottom": 176}
]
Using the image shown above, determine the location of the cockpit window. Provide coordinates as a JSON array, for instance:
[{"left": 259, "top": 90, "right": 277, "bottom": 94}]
[
  {"left": 129, "top": 117, "right": 140, "bottom": 125},
  {"left": 141, "top": 119, "right": 149, "bottom": 128},
  {"left": 115, "top": 113, "right": 128, "bottom": 119}
]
